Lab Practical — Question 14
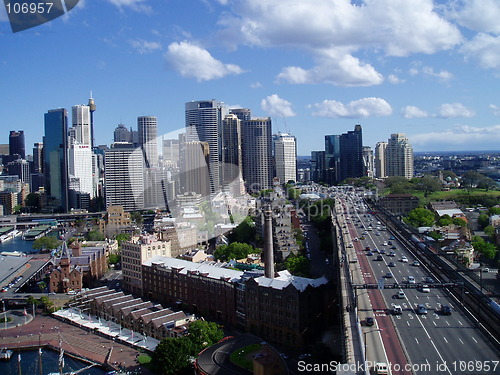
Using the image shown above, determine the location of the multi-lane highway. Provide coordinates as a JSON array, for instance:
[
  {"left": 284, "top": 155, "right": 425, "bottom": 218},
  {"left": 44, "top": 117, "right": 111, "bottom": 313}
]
[{"left": 338, "top": 191, "right": 499, "bottom": 375}]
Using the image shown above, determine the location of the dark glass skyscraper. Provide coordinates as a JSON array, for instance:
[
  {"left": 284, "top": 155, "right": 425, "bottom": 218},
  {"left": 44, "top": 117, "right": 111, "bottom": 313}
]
[
  {"left": 325, "top": 134, "right": 340, "bottom": 184},
  {"left": 44, "top": 109, "right": 69, "bottom": 212},
  {"left": 9, "top": 130, "right": 25, "bottom": 159},
  {"left": 339, "top": 124, "right": 364, "bottom": 181}
]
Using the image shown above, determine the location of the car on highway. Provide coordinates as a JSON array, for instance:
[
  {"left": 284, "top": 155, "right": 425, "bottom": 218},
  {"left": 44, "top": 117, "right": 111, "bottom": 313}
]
[
  {"left": 366, "top": 251, "right": 373, "bottom": 256},
  {"left": 384, "top": 272, "right": 393, "bottom": 278},
  {"left": 376, "top": 255, "right": 383, "bottom": 261},
  {"left": 366, "top": 317, "right": 375, "bottom": 326},
  {"left": 379, "top": 249, "right": 386, "bottom": 254},
  {"left": 425, "top": 277, "right": 435, "bottom": 284},
  {"left": 440, "top": 305, "right": 452, "bottom": 315},
  {"left": 421, "top": 285, "right": 431, "bottom": 293},
  {"left": 392, "top": 305, "right": 402, "bottom": 314},
  {"left": 401, "top": 256, "right": 408, "bottom": 263},
  {"left": 412, "top": 260, "right": 420, "bottom": 266},
  {"left": 388, "top": 262, "right": 396, "bottom": 267},
  {"left": 416, "top": 304, "right": 428, "bottom": 314},
  {"left": 388, "top": 251, "right": 396, "bottom": 257},
  {"left": 396, "top": 290, "right": 405, "bottom": 299},
  {"left": 408, "top": 275, "right": 416, "bottom": 284}
]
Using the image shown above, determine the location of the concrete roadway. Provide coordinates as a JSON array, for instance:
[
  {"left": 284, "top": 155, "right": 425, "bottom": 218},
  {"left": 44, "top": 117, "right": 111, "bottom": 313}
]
[{"left": 349, "top": 204, "right": 499, "bottom": 375}]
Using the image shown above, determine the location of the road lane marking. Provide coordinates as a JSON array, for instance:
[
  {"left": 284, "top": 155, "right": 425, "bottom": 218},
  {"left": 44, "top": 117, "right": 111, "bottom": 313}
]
[
  {"left": 472, "top": 337, "right": 478, "bottom": 343},
  {"left": 443, "top": 336, "right": 448, "bottom": 343},
  {"left": 459, "top": 338, "right": 464, "bottom": 344}
]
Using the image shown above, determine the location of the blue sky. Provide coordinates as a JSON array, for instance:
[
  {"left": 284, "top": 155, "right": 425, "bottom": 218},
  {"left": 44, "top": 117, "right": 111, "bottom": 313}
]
[{"left": 1, "top": 0, "right": 500, "bottom": 155}]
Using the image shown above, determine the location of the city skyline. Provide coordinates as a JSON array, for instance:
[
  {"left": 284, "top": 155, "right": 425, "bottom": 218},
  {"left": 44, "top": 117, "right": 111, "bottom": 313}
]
[{"left": 1, "top": 1, "right": 500, "bottom": 154}]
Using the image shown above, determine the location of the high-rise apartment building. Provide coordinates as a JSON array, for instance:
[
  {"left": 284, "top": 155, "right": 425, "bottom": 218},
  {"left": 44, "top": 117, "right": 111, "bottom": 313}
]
[
  {"left": 339, "top": 124, "right": 364, "bottom": 181},
  {"left": 138, "top": 116, "right": 158, "bottom": 168},
  {"left": 241, "top": 117, "right": 273, "bottom": 191},
  {"left": 72, "top": 105, "right": 91, "bottom": 145},
  {"left": 375, "top": 142, "right": 387, "bottom": 178},
  {"left": 185, "top": 100, "right": 227, "bottom": 193},
  {"left": 362, "top": 146, "right": 374, "bottom": 178},
  {"left": 9, "top": 130, "right": 25, "bottom": 159},
  {"left": 44, "top": 109, "right": 69, "bottom": 212},
  {"left": 386, "top": 133, "right": 414, "bottom": 179},
  {"left": 104, "top": 142, "right": 145, "bottom": 210},
  {"left": 273, "top": 133, "right": 297, "bottom": 183}
]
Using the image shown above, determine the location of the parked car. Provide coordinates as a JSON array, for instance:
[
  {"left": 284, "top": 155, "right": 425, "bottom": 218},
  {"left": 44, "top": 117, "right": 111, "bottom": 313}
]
[
  {"left": 366, "top": 317, "right": 375, "bottom": 326},
  {"left": 440, "top": 305, "right": 452, "bottom": 315}
]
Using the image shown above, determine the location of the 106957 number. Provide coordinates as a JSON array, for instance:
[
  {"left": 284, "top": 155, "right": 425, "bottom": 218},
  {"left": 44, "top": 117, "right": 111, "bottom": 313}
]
[{"left": 5, "top": 2, "right": 53, "bottom": 14}]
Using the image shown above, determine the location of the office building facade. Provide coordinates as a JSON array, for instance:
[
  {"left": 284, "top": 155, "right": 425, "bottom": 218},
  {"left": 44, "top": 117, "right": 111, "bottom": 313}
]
[
  {"left": 104, "top": 143, "right": 145, "bottom": 210},
  {"left": 339, "top": 124, "right": 364, "bottom": 181},
  {"left": 9, "top": 130, "right": 25, "bottom": 159},
  {"left": 44, "top": 109, "right": 69, "bottom": 212},
  {"left": 138, "top": 116, "right": 158, "bottom": 168}
]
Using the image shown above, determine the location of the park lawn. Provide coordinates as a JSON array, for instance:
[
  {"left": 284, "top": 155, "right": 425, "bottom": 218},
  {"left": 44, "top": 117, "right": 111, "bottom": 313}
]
[
  {"left": 402, "top": 188, "right": 500, "bottom": 206},
  {"left": 230, "top": 343, "right": 262, "bottom": 371},
  {"left": 137, "top": 354, "right": 152, "bottom": 365}
]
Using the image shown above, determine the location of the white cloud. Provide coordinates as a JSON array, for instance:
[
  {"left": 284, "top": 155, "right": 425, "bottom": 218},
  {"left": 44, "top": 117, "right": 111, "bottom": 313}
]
[
  {"left": 411, "top": 125, "right": 500, "bottom": 148},
  {"left": 310, "top": 97, "right": 392, "bottom": 118},
  {"left": 250, "top": 82, "right": 262, "bottom": 89},
  {"left": 444, "top": 0, "right": 500, "bottom": 34},
  {"left": 408, "top": 64, "right": 453, "bottom": 82},
  {"left": 401, "top": 106, "right": 428, "bottom": 118},
  {"left": 490, "top": 104, "right": 500, "bottom": 116},
  {"left": 129, "top": 39, "right": 162, "bottom": 54},
  {"left": 387, "top": 74, "right": 405, "bottom": 84},
  {"left": 107, "top": 0, "right": 152, "bottom": 13},
  {"left": 261, "top": 94, "right": 296, "bottom": 118},
  {"left": 277, "top": 48, "right": 383, "bottom": 87},
  {"left": 164, "top": 41, "right": 244, "bottom": 81},
  {"left": 437, "top": 103, "right": 475, "bottom": 118},
  {"left": 461, "top": 33, "right": 500, "bottom": 71}
]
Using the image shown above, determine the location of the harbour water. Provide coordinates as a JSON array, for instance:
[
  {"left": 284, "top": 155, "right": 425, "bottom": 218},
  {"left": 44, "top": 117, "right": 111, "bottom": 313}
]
[
  {"left": 0, "top": 347, "right": 107, "bottom": 375},
  {"left": 0, "top": 235, "right": 38, "bottom": 254}
]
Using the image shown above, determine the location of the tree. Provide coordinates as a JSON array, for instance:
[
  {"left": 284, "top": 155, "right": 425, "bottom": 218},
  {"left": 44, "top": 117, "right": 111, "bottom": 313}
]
[
  {"left": 87, "top": 229, "right": 105, "bottom": 241},
  {"left": 186, "top": 320, "right": 224, "bottom": 353},
  {"left": 436, "top": 214, "right": 454, "bottom": 227},
  {"left": 412, "top": 175, "right": 442, "bottom": 197},
  {"left": 38, "top": 281, "right": 47, "bottom": 293},
  {"left": 214, "top": 242, "right": 258, "bottom": 262},
  {"left": 484, "top": 225, "right": 495, "bottom": 239},
  {"left": 404, "top": 208, "right": 435, "bottom": 227},
  {"left": 285, "top": 254, "right": 310, "bottom": 277},
  {"left": 33, "top": 236, "right": 61, "bottom": 251},
  {"left": 488, "top": 207, "right": 500, "bottom": 215},
  {"left": 477, "top": 214, "right": 489, "bottom": 229},
  {"left": 228, "top": 217, "right": 255, "bottom": 244},
  {"left": 24, "top": 193, "right": 41, "bottom": 212},
  {"left": 461, "top": 171, "right": 485, "bottom": 189},
  {"left": 130, "top": 211, "right": 144, "bottom": 225},
  {"left": 151, "top": 337, "right": 193, "bottom": 375},
  {"left": 108, "top": 253, "right": 121, "bottom": 265},
  {"left": 115, "top": 233, "right": 131, "bottom": 246},
  {"left": 452, "top": 218, "right": 467, "bottom": 227},
  {"left": 472, "top": 236, "right": 498, "bottom": 259}
]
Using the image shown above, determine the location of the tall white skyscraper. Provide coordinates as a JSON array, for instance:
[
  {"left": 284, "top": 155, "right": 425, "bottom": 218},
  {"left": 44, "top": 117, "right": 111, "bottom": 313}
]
[
  {"left": 138, "top": 116, "right": 158, "bottom": 168},
  {"left": 104, "top": 143, "right": 145, "bottom": 210},
  {"left": 362, "top": 146, "right": 374, "bottom": 178},
  {"left": 375, "top": 142, "right": 387, "bottom": 178},
  {"left": 68, "top": 105, "right": 94, "bottom": 208},
  {"left": 72, "top": 105, "right": 91, "bottom": 145},
  {"left": 185, "top": 100, "right": 227, "bottom": 193},
  {"left": 273, "top": 133, "right": 297, "bottom": 183},
  {"left": 386, "top": 134, "right": 414, "bottom": 179}
]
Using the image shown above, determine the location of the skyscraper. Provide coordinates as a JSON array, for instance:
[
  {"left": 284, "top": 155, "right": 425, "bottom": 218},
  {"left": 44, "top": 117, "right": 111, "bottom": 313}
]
[
  {"left": 138, "top": 116, "right": 158, "bottom": 168},
  {"left": 241, "top": 116, "right": 273, "bottom": 191},
  {"left": 71, "top": 105, "right": 91, "bottom": 145},
  {"left": 104, "top": 143, "right": 145, "bottom": 210},
  {"left": 222, "top": 114, "right": 243, "bottom": 191},
  {"left": 386, "top": 133, "right": 414, "bottom": 179},
  {"left": 375, "top": 142, "right": 387, "bottom": 178},
  {"left": 324, "top": 135, "right": 340, "bottom": 184},
  {"left": 44, "top": 109, "right": 69, "bottom": 212},
  {"left": 273, "top": 133, "right": 297, "bottom": 183},
  {"left": 114, "top": 124, "right": 132, "bottom": 143},
  {"left": 32, "top": 142, "right": 44, "bottom": 173},
  {"left": 9, "top": 130, "right": 25, "bottom": 159},
  {"left": 88, "top": 95, "right": 96, "bottom": 149},
  {"left": 68, "top": 105, "right": 94, "bottom": 209},
  {"left": 185, "top": 100, "right": 227, "bottom": 193},
  {"left": 339, "top": 124, "right": 364, "bottom": 181},
  {"left": 363, "top": 146, "right": 374, "bottom": 178},
  {"left": 180, "top": 141, "right": 211, "bottom": 197}
]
